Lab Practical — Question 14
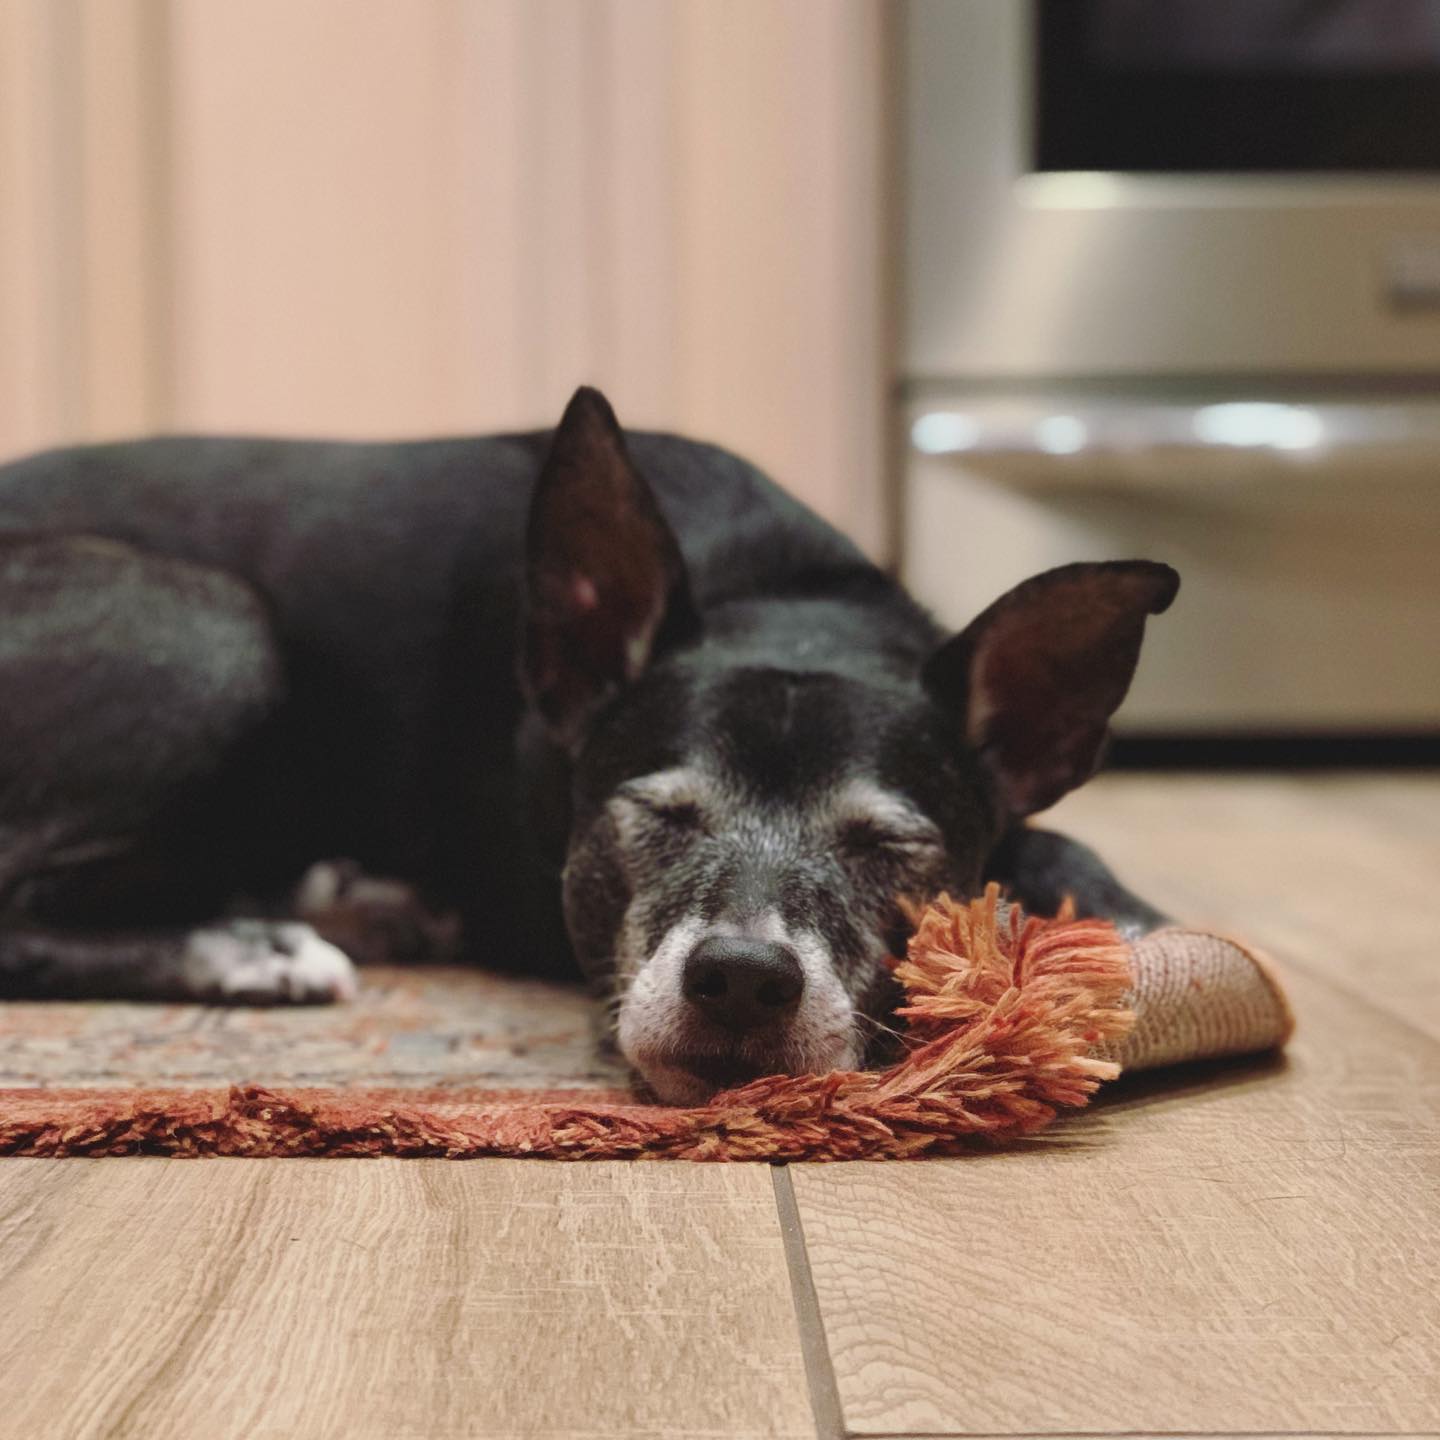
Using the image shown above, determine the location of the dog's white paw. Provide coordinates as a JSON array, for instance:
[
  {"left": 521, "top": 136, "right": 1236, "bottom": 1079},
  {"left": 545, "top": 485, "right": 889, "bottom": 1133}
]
[{"left": 183, "top": 921, "right": 359, "bottom": 1004}]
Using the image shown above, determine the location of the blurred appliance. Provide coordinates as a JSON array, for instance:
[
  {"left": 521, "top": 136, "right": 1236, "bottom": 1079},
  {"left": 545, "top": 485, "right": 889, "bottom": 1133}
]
[{"left": 900, "top": 0, "right": 1440, "bottom": 739}]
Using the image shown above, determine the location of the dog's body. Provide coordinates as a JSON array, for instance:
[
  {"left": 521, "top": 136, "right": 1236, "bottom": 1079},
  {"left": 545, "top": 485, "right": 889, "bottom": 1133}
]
[{"left": 0, "top": 389, "right": 1173, "bottom": 1100}]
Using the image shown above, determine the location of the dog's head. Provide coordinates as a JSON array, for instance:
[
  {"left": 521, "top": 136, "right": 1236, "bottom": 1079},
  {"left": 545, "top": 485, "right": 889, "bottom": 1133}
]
[{"left": 523, "top": 389, "right": 1177, "bottom": 1102}]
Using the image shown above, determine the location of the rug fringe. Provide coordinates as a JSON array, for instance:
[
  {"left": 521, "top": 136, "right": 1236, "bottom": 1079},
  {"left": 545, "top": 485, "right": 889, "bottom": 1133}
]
[{"left": 0, "top": 886, "right": 1138, "bottom": 1160}]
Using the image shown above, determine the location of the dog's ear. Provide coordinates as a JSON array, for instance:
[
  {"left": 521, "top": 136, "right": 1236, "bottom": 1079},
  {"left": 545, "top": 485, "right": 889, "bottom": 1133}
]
[
  {"left": 522, "top": 386, "right": 698, "bottom": 749},
  {"left": 923, "top": 561, "right": 1179, "bottom": 816}
]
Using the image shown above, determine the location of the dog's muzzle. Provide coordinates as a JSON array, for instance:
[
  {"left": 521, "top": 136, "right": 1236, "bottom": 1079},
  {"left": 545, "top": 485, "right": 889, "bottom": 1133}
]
[{"left": 615, "top": 912, "right": 860, "bottom": 1102}]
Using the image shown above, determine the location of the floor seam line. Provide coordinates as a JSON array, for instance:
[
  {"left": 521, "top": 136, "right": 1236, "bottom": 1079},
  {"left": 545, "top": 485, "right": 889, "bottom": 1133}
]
[{"left": 772, "top": 1163, "right": 848, "bottom": 1440}]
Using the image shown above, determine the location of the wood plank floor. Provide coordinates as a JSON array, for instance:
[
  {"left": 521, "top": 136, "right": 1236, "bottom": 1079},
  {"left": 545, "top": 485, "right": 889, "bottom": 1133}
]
[
  {"left": 2, "top": 774, "right": 1438, "bottom": 1440},
  {"left": 0, "top": 1161, "right": 815, "bottom": 1440}
]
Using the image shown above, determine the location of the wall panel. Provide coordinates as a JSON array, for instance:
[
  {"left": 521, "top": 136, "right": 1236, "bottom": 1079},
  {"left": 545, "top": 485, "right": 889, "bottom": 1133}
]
[{"left": 0, "top": 0, "right": 888, "bottom": 553}]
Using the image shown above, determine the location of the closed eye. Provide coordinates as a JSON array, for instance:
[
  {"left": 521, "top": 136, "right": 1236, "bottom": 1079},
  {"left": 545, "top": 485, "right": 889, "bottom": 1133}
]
[
  {"left": 829, "top": 780, "right": 946, "bottom": 861},
  {"left": 613, "top": 770, "right": 711, "bottom": 837},
  {"left": 837, "top": 817, "right": 943, "bottom": 857},
  {"left": 634, "top": 798, "right": 704, "bottom": 830}
]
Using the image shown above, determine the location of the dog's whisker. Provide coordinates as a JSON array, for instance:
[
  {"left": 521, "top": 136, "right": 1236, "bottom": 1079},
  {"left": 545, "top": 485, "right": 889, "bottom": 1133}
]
[{"left": 854, "top": 1011, "right": 906, "bottom": 1042}]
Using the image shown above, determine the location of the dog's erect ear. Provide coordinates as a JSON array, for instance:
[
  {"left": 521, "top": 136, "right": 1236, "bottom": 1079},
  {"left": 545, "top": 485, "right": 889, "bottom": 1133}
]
[
  {"left": 923, "top": 561, "right": 1179, "bottom": 816},
  {"left": 522, "top": 386, "right": 697, "bottom": 749}
]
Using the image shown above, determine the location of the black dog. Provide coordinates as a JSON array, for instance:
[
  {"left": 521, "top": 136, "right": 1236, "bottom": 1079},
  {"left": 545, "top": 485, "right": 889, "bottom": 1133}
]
[{"left": 0, "top": 387, "right": 1174, "bottom": 1101}]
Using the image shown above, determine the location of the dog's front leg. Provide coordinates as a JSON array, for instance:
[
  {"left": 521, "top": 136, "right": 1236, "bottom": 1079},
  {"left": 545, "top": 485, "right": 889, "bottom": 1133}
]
[
  {"left": 0, "top": 921, "right": 356, "bottom": 1003},
  {"left": 985, "top": 825, "right": 1170, "bottom": 938},
  {"left": 292, "top": 860, "right": 460, "bottom": 967}
]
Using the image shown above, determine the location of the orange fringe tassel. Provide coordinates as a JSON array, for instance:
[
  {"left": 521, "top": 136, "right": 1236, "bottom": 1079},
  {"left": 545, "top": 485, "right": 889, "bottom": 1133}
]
[{"left": 0, "top": 885, "right": 1135, "bottom": 1160}]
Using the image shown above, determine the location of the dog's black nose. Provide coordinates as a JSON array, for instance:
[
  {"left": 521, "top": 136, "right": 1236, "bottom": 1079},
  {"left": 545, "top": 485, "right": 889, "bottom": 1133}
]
[{"left": 681, "top": 937, "right": 805, "bottom": 1033}]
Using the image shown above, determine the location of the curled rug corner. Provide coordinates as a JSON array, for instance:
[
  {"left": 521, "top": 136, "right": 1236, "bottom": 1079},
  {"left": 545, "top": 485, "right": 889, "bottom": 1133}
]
[
  {"left": 1110, "top": 926, "right": 1296, "bottom": 1073},
  {"left": 0, "top": 888, "right": 1293, "bottom": 1160}
]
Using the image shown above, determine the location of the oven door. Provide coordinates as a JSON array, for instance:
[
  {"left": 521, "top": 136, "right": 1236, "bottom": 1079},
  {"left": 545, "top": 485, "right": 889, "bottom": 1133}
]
[
  {"left": 904, "top": 0, "right": 1440, "bottom": 383},
  {"left": 900, "top": 1, "right": 1440, "bottom": 739}
]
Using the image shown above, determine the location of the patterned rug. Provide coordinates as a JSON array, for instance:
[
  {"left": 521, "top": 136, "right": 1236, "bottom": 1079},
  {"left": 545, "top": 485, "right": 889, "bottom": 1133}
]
[
  {"left": 0, "top": 966, "right": 627, "bottom": 1091},
  {"left": 0, "top": 895, "right": 1292, "bottom": 1160}
]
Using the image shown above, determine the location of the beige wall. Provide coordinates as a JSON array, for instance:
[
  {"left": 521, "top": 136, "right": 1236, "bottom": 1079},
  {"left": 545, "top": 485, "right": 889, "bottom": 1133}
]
[{"left": 0, "top": 0, "right": 890, "bottom": 554}]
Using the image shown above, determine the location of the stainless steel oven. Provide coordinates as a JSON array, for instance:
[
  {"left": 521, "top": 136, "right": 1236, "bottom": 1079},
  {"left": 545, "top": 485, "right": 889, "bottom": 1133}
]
[{"left": 900, "top": 0, "right": 1440, "bottom": 739}]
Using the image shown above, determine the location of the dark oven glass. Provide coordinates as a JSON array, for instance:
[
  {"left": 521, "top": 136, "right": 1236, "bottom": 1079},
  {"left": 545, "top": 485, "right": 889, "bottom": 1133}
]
[{"left": 1035, "top": 0, "right": 1440, "bottom": 172}]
